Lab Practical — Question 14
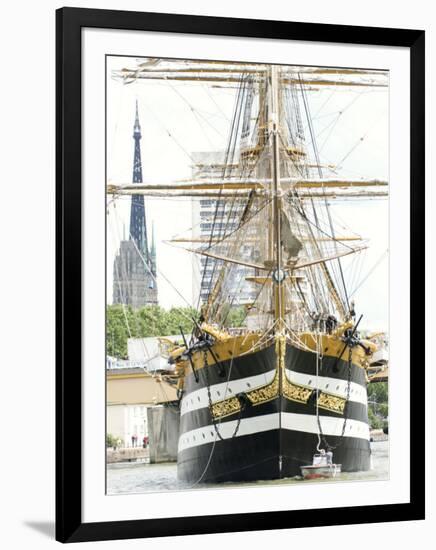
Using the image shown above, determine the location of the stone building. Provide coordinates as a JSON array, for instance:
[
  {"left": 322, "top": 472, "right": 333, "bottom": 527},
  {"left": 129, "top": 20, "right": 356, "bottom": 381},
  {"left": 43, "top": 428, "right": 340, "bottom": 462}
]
[{"left": 113, "top": 101, "right": 158, "bottom": 308}]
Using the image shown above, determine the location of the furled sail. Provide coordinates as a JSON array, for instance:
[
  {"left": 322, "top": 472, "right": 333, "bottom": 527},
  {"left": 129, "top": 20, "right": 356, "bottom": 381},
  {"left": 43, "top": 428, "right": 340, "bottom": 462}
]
[{"left": 281, "top": 210, "right": 302, "bottom": 261}]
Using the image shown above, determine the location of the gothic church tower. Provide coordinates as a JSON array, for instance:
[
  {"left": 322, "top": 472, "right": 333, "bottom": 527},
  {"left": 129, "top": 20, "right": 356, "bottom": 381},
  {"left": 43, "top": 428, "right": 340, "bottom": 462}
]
[{"left": 113, "top": 101, "right": 158, "bottom": 308}]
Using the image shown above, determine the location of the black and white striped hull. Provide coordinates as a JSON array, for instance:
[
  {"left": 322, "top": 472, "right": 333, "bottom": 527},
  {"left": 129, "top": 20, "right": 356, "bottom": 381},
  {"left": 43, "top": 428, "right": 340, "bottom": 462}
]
[{"left": 177, "top": 343, "right": 370, "bottom": 484}]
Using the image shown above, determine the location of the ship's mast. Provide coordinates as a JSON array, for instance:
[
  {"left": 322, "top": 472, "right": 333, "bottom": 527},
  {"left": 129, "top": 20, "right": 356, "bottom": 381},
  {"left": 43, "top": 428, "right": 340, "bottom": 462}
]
[
  {"left": 109, "top": 60, "right": 389, "bottom": 333},
  {"left": 268, "top": 66, "right": 285, "bottom": 475},
  {"left": 268, "top": 65, "right": 285, "bottom": 331}
]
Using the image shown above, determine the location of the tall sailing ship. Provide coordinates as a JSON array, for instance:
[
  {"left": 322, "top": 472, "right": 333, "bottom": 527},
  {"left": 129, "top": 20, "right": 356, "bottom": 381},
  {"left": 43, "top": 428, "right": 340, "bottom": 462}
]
[{"left": 109, "top": 59, "right": 388, "bottom": 483}]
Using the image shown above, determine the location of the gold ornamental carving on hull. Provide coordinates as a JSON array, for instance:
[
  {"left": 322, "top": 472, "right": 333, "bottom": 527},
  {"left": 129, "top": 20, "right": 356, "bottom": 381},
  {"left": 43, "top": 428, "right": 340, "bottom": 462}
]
[
  {"left": 210, "top": 379, "right": 346, "bottom": 419},
  {"left": 210, "top": 372, "right": 279, "bottom": 420},
  {"left": 282, "top": 377, "right": 313, "bottom": 404},
  {"left": 278, "top": 334, "right": 313, "bottom": 405},
  {"left": 209, "top": 335, "right": 347, "bottom": 419},
  {"left": 210, "top": 370, "right": 318, "bottom": 420},
  {"left": 210, "top": 396, "right": 242, "bottom": 420},
  {"left": 246, "top": 372, "right": 279, "bottom": 406},
  {"left": 317, "top": 391, "right": 346, "bottom": 414}
]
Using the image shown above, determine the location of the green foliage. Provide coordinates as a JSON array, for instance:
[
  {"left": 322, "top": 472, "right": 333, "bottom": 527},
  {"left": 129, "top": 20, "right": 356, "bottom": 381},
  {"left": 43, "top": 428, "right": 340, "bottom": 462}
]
[
  {"left": 367, "top": 381, "right": 388, "bottom": 430},
  {"left": 106, "top": 304, "right": 198, "bottom": 358},
  {"left": 161, "top": 307, "right": 199, "bottom": 336},
  {"left": 367, "top": 382, "right": 388, "bottom": 403},
  {"left": 368, "top": 407, "right": 382, "bottom": 430},
  {"left": 106, "top": 303, "right": 248, "bottom": 358},
  {"left": 377, "top": 403, "right": 389, "bottom": 418},
  {"left": 222, "top": 305, "right": 246, "bottom": 328},
  {"left": 106, "top": 305, "right": 134, "bottom": 358},
  {"left": 106, "top": 433, "right": 118, "bottom": 448}
]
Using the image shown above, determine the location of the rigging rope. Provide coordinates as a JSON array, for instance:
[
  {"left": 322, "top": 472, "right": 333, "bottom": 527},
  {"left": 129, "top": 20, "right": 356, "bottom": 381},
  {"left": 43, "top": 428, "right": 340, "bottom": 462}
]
[
  {"left": 298, "top": 75, "right": 350, "bottom": 317},
  {"left": 349, "top": 249, "right": 388, "bottom": 297},
  {"left": 196, "top": 74, "right": 247, "bottom": 311}
]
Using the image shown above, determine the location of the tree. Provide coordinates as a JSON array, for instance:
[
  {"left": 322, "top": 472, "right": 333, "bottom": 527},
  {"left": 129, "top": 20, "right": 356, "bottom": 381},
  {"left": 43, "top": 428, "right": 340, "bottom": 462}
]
[
  {"left": 106, "top": 304, "right": 199, "bottom": 358},
  {"left": 367, "top": 382, "right": 388, "bottom": 403},
  {"left": 106, "top": 433, "right": 120, "bottom": 448},
  {"left": 162, "top": 307, "right": 198, "bottom": 336},
  {"left": 223, "top": 305, "right": 246, "bottom": 328},
  {"left": 367, "top": 381, "right": 388, "bottom": 429},
  {"left": 216, "top": 303, "right": 246, "bottom": 328},
  {"left": 106, "top": 305, "right": 135, "bottom": 358},
  {"left": 368, "top": 407, "right": 382, "bottom": 430}
]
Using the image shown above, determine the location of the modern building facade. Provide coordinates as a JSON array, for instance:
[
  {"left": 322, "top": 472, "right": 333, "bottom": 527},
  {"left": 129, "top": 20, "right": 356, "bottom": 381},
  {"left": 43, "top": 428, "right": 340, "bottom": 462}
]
[
  {"left": 113, "top": 101, "right": 158, "bottom": 308},
  {"left": 191, "top": 151, "right": 257, "bottom": 306}
]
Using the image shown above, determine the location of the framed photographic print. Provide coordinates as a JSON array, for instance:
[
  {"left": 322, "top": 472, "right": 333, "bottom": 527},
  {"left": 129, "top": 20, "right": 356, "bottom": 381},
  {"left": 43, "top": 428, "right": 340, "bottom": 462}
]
[{"left": 56, "top": 7, "right": 425, "bottom": 543}]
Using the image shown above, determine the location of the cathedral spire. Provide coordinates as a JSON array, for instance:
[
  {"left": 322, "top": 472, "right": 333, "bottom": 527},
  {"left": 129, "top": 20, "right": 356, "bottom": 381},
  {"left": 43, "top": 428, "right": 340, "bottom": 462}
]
[
  {"left": 129, "top": 100, "right": 148, "bottom": 259},
  {"left": 112, "top": 99, "right": 158, "bottom": 309},
  {"left": 133, "top": 98, "right": 141, "bottom": 139}
]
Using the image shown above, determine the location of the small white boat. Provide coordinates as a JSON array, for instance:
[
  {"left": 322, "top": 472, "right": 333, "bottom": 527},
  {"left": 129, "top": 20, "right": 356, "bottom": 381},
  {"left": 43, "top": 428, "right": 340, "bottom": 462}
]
[{"left": 300, "top": 451, "right": 341, "bottom": 480}]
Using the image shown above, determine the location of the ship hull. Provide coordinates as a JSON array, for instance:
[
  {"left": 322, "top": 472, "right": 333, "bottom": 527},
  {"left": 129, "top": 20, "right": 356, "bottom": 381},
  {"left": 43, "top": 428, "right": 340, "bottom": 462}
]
[{"left": 177, "top": 342, "right": 370, "bottom": 484}]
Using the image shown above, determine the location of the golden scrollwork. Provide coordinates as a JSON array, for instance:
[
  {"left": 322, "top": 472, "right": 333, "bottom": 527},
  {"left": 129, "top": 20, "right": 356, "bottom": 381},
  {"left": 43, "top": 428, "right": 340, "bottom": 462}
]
[
  {"left": 210, "top": 373, "right": 280, "bottom": 420},
  {"left": 317, "top": 391, "right": 346, "bottom": 414},
  {"left": 275, "top": 334, "right": 286, "bottom": 371},
  {"left": 278, "top": 334, "right": 314, "bottom": 405},
  {"left": 246, "top": 372, "right": 279, "bottom": 406},
  {"left": 210, "top": 396, "right": 242, "bottom": 419},
  {"left": 210, "top": 335, "right": 347, "bottom": 419},
  {"left": 282, "top": 377, "right": 313, "bottom": 404}
]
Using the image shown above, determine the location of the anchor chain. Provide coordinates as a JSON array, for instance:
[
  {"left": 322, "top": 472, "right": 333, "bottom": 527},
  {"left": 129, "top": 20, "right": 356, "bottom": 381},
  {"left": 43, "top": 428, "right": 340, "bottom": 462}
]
[
  {"left": 317, "top": 344, "right": 353, "bottom": 451},
  {"left": 203, "top": 350, "right": 244, "bottom": 441}
]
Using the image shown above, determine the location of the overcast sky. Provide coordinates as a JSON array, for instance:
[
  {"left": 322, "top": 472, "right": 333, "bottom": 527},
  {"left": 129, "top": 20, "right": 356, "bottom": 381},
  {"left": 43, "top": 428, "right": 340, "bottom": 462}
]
[{"left": 106, "top": 56, "right": 389, "bottom": 331}]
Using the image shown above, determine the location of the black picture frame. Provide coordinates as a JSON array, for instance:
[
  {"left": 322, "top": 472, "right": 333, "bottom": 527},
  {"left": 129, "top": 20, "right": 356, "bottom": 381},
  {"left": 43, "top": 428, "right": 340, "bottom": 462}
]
[{"left": 56, "top": 7, "right": 425, "bottom": 543}]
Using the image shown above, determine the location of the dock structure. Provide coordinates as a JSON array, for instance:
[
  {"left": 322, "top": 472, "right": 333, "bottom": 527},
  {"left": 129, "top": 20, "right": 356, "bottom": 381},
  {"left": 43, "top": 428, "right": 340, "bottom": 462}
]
[{"left": 107, "top": 364, "right": 178, "bottom": 459}]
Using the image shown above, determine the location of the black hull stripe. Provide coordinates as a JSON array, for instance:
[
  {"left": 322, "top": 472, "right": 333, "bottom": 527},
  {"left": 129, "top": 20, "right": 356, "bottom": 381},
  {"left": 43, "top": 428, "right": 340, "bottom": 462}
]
[
  {"left": 178, "top": 429, "right": 370, "bottom": 483},
  {"left": 178, "top": 413, "right": 369, "bottom": 455},
  {"left": 178, "top": 430, "right": 281, "bottom": 483},
  {"left": 286, "top": 345, "right": 368, "bottom": 387},
  {"left": 184, "top": 343, "right": 367, "bottom": 392},
  {"left": 184, "top": 344, "right": 276, "bottom": 393}
]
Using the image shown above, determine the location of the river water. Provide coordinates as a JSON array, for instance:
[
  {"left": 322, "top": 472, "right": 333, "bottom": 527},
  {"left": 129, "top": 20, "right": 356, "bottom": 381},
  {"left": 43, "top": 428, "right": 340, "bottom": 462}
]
[{"left": 107, "top": 439, "right": 388, "bottom": 495}]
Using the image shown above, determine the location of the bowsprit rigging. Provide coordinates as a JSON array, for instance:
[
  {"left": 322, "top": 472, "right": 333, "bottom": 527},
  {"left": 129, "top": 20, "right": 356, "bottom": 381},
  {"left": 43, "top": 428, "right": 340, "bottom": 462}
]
[{"left": 108, "top": 58, "right": 388, "bottom": 484}]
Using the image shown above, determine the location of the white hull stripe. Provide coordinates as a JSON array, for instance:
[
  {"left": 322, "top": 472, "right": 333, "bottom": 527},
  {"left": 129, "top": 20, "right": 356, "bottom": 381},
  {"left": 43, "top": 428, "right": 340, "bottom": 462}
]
[
  {"left": 281, "top": 412, "right": 370, "bottom": 441},
  {"left": 180, "top": 369, "right": 276, "bottom": 416},
  {"left": 178, "top": 413, "right": 369, "bottom": 453},
  {"left": 285, "top": 369, "right": 368, "bottom": 406},
  {"left": 181, "top": 368, "right": 367, "bottom": 416}
]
